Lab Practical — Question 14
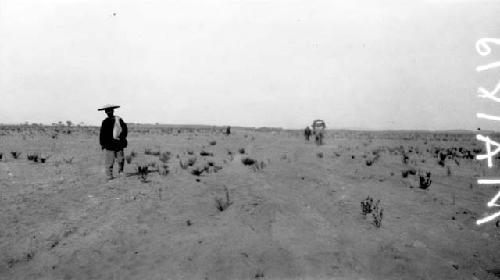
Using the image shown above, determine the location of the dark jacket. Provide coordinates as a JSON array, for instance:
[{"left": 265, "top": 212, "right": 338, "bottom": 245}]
[{"left": 99, "top": 116, "right": 128, "bottom": 151}]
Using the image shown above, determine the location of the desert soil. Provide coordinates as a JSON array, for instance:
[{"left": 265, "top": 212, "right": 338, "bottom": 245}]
[{"left": 0, "top": 127, "right": 499, "bottom": 280}]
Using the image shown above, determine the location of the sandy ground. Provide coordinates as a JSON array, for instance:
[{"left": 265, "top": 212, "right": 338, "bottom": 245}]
[{"left": 0, "top": 128, "right": 499, "bottom": 280}]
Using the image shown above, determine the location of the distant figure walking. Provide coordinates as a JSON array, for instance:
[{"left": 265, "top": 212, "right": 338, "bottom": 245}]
[
  {"left": 226, "top": 126, "right": 231, "bottom": 135},
  {"left": 98, "top": 104, "right": 128, "bottom": 180},
  {"left": 304, "top": 126, "right": 311, "bottom": 141}
]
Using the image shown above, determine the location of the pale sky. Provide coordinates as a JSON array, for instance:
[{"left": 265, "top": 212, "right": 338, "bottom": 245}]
[{"left": 1, "top": 0, "right": 500, "bottom": 129}]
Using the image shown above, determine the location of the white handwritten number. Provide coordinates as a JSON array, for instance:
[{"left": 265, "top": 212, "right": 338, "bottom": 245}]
[
  {"left": 478, "top": 79, "right": 500, "bottom": 103},
  {"left": 476, "top": 38, "right": 500, "bottom": 72},
  {"left": 477, "top": 190, "right": 500, "bottom": 225},
  {"left": 476, "top": 38, "right": 500, "bottom": 56},
  {"left": 476, "top": 37, "right": 500, "bottom": 226},
  {"left": 476, "top": 134, "right": 500, "bottom": 168}
]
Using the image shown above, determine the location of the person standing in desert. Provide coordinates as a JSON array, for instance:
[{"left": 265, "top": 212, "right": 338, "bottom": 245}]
[
  {"left": 98, "top": 104, "right": 128, "bottom": 180},
  {"left": 304, "top": 126, "right": 312, "bottom": 141}
]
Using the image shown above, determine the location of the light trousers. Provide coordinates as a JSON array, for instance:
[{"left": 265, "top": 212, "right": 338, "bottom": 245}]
[{"left": 104, "top": 149, "right": 124, "bottom": 179}]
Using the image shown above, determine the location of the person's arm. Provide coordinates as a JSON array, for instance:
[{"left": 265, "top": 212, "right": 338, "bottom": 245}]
[
  {"left": 120, "top": 119, "right": 128, "bottom": 139},
  {"left": 99, "top": 120, "right": 105, "bottom": 149}
]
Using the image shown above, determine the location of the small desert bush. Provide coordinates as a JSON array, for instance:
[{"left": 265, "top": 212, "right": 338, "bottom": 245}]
[
  {"left": 401, "top": 152, "right": 409, "bottom": 165},
  {"left": 241, "top": 157, "right": 256, "bottom": 166},
  {"left": 160, "top": 163, "right": 169, "bottom": 176},
  {"left": 200, "top": 151, "right": 213, "bottom": 157},
  {"left": 145, "top": 147, "right": 160, "bottom": 156},
  {"left": 191, "top": 167, "right": 204, "bottom": 176},
  {"left": 215, "top": 186, "right": 232, "bottom": 212},
  {"left": 40, "top": 155, "right": 48, "bottom": 163},
  {"left": 360, "top": 196, "right": 383, "bottom": 228},
  {"left": 419, "top": 171, "right": 432, "bottom": 190},
  {"left": 125, "top": 154, "right": 133, "bottom": 164},
  {"left": 187, "top": 149, "right": 194, "bottom": 155},
  {"left": 11, "top": 151, "right": 21, "bottom": 159},
  {"left": 438, "top": 153, "right": 446, "bottom": 167},
  {"left": 241, "top": 157, "right": 265, "bottom": 171},
  {"left": 27, "top": 153, "right": 39, "bottom": 162},
  {"left": 137, "top": 165, "right": 149, "bottom": 182},
  {"left": 238, "top": 148, "right": 245, "bottom": 154},
  {"left": 209, "top": 140, "right": 216, "bottom": 146},
  {"left": 179, "top": 159, "right": 188, "bottom": 170},
  {"left": 159, "top": 151, "right": 171, "bottom": 163},
  {"left": 187, "top": 157, "right": 197, "bottom": 166},
  {"left": 316, "top": 152, "right": 324, "bottom": 159},
  {"left": 125, "top": 151, "right": 137, "bottom": 164}
]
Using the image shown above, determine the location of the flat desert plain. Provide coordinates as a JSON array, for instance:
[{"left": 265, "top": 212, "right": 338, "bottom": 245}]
[{"left": 0, "top": 126, "right": 499, "bottom": 280}]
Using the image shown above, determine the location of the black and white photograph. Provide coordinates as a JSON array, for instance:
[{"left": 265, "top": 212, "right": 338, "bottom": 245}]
[{"left": 1, "top": 0, "right": 500, "bottom": 279}]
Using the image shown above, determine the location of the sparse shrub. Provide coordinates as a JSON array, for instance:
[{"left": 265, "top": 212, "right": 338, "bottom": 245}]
[
  {"left": 191, "top": 167, "right": 204, "bottom": 176},
  {"left": 27, "top": 153, "right": 39, "bottom": 162},
  {"left": 40, "top": 154, "right": 49, "bottom": 163},
  {"left": 11, "top": 151, "right": 21, "bottom": 159},
  {"left": 159, "top": 151, "right": 171, "bottom": 163},
  {"left": 241, "top": 157, "right": 256, "bottom": 166},
  {"left": 365, "top": 159, "right": 373, "bottom": 166},
  {"left": 137, "top": 165, "right": 148, "bottom": 182},
  {"left": 438, "top": 152, "right": 446, "bottom": 167},
  {"left": 241, "top": 157, "right": 265, "bottom": 171},
  {"left": 209, "top": 140, "right": 216, "bottom": 146},
  {"left": 145, "top": 147, "right": 160, "bottom": 156},
  {"left": 402, "top": 170, "right": 409, "bottom": 178},
  {"left": 179, "top": 159, "right": 188, "bottom": 170},
  {"left": 361, "top": 196, "right": 383, "bottom": 227},
  {"left": 215, "top": 186, "right": 232, "bottom": 211},
  {"left": 351, "top": 155, "right": 355, "bottom": 159},
  {"left": 160, "top": 164, "right": 169, "bottom": 176},
  {"left": 238, "top": 148, "right": 245, "bottom": 154},
  {"left": 125, "top": 154, "right": 133, "bottom": 164},
  {"left": 63, "top": 157, "right": 73, "bottom": 164},
  {"left": 372, "top": 200, "right": 383, "bottom": 228},
  {"left": 187, "top": 157, "right": 197, "bottom": 166},
  {"left": 402, "top": 152, "right": 409, "bottom": 165},
  {"left": 361, "top": 196, "right": 374, "bottom": 215},
  {"left": 419, "top": 171, "right": 432, "bottom": 190},
  {"left": 447, "top": 166, "right": 451, "bottom": 176},
  {"left": 317, "top": 152, "right": 324, "bottom": 159},
  {"left": 200, "top": 151, "right": 213, "bottom": 157},
  {"left": 130, "top": 151, "right": 137, "bottom": 158},
  {"left": 147, "top": 161, "right": 158, "bottom": 170},
  {"left": 187, "top": 149, "right": 194, "bottom": 155}
]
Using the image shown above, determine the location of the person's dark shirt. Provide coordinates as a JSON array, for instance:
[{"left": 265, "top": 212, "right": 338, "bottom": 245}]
[{"left": 99, "top": 117, "right": 128, "bottom": 151}]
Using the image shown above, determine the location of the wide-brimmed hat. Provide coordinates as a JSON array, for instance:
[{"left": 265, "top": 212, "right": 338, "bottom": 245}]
[{"left": 98, "top": 104, "right": 120, "bottom": 111}]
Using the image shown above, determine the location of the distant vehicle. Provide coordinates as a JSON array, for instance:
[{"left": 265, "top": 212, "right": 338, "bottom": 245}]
[{"left": 312, "top": 120, "right": 326, "bottom": 145}]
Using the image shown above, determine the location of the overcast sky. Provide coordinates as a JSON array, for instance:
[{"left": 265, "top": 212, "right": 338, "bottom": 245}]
[{"left": 1, "top": 0, "right": 500, "bottom": 129}]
